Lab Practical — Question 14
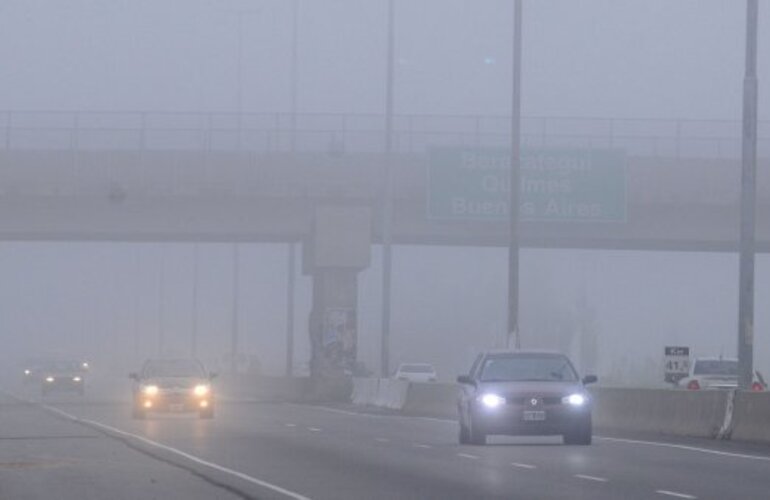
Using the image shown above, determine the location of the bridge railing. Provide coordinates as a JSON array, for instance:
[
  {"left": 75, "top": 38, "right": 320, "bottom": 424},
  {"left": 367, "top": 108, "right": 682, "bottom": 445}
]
[{"left": 1, "top": 110, "right": 767, "bottom": 159}]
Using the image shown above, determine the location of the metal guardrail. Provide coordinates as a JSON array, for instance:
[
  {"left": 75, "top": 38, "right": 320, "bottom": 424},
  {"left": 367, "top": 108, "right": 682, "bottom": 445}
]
[{"left": 0, "top": 110, "right": 767, "bottom": 159}]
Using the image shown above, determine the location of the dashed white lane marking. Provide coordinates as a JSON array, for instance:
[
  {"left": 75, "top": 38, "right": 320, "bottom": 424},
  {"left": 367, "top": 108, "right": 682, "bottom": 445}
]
[
  {"left": 656, "top": 490, "right": 697, "bottom": 499},
  {"left": 511, "top": 462, "right": 536, "bottom": 469},
  {"left": 456, "top": 453, "right": 479, "bottom": 460},
  {"left": 292, "top": 404, "right": 457, "bottom": 425},
  {"left": 285, "top": 423, "right": 297, "bottom": 428},
  {"left": 414, "top": 444, "right": 432, "bottom": 449},
  {"left": 598, "top": 436, "right": 770, "bottom": 462},
  {"left": 307, "top": 427, "right": 322, "bottom": 432},
  {"left": 375, "top": 437, "right": 389, "bottom": 443},
  {"left": 574, "top": 474, "right": 608, "bottom": 482},
  {"left": 41, "top": 404, "right": 313, "bottom": 500}
]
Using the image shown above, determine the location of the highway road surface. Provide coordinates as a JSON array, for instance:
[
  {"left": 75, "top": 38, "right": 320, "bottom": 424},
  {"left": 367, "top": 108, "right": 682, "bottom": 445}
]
[{"left": 3, "top": 386, "right": 770, "bottom": 500}]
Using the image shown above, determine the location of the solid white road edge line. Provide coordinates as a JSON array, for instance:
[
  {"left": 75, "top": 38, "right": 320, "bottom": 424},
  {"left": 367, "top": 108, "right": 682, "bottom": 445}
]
[
  {"left": 655, "top": 490, "right": 697, "bottom": 499},
  {"left": 574, "top": 474, "right": 608, "bottom": 482},
  {"left": 510, "top": 463, "right": 536, "bottom": 469},
  {"left": 597, "top": 436, "right": 770, "bottom": 462},
  {"left": 42, "top": 404, "right": 313, "bottom": 500},
  {"left": 456, "top": 453, "right": 479, "bottom": 460}
]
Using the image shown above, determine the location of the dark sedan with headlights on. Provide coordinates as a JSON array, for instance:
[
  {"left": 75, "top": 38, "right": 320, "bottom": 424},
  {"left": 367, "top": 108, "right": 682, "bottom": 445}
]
[
  {"left": 457, "top": 350, "right": 597, "bottom": 445},
  {"left": 130, "top": 358, "right": 217, "bottom": 419},
  {"left": 39, "top": 359, "right": 86, "bottom": 396}
]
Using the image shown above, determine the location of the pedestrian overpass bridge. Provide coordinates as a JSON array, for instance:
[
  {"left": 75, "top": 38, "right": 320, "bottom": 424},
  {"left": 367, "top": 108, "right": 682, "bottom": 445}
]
[{"left": 3, "top": 110, "right": 768, "bottom": 377}]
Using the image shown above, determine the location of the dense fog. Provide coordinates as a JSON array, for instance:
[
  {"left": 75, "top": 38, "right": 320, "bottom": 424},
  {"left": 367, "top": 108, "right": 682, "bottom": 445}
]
[{"left": 0, "top": 0, "right": 767, "bottom": 385}]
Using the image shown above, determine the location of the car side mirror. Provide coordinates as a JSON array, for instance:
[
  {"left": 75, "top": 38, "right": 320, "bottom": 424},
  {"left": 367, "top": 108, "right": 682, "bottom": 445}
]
[
  {"left": 582, "top": 375, "right": 598, "bottom": 385},
  {"left": 129, "top": 372, "right": 139, "bottom": 381},
  {"left": 457, "top": 375, "right": 475, "bottom": 386}
]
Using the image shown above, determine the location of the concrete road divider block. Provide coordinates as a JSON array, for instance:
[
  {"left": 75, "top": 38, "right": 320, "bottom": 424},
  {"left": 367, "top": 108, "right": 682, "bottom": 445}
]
[
  {"left": 729, "top": 392, "right": 770, "bottom": 443},
  {"left": 374, "top": 378, "right": 410, "bottom": 409},
  {"left": 402, "top": 383, "right": 459, "bottom": 418},
  {"left": 591, "top": 387, "right": 728, "bottom": 438},
  {"left": 351, "top": 377, "right": 379, "bottom": 406}
]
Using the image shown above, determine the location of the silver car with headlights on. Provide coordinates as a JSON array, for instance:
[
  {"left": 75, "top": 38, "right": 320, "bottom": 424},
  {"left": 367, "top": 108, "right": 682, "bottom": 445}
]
[
  {"left": 130, "top": 358, "right": 217, "bottom": 419},
  {"left": 457, "top": 350, "right": 597, "bottom": 445}
]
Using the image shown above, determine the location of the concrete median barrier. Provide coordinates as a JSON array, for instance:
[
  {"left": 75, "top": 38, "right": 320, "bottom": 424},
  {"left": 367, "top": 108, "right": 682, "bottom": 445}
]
[
  {"left": 729, "top": 391, "right": 770, "bottom": 443},
  {"left": 590, "top": 387, "right": 729, "bottom": 438},
  {"left": 353, "top": 381, "right": 770, "bottom": 445},
  {"left": 351, "top": 377, "right": 379, "bottom": 406},
  {"left": 375, "top": 379, "right": 410, "bottom": 409},
  {"left": 402, "top": 382, "right": 458, "bottom": 418}
]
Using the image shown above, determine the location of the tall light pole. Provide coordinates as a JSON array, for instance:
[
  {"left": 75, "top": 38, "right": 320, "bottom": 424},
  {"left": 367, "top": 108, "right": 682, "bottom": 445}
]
[
  {"left": 738, "top": 0, "right": 759, "bottom": 390},
  {"left": 285, "top": 243, "right": 296, "bottom": 377},
  {"left": 507, "top": 0, "right": 523, "bottom": 350},
  {"left": 158, "top": 247, "right": 166, "bottom": 357},
  {"left": 231, "top": 243, "right": 241, "bottom": 374},
  {"left": 236, "top": 13, "right": 244, "bottom": 149},
  {"left": 191, "top": 244, "right": 199, "bottom": 358},
  {"left": 381, "top": 0, "right": 395, "bottom": 377},
  {"left": 290, "top": 0, "right": 299, "bottom": 152}
]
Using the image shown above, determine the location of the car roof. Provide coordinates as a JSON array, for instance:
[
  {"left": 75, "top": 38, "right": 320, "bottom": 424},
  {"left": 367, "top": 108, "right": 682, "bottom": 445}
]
[{"left": 480, "top": 349, "right": 569, "bottom": 357}]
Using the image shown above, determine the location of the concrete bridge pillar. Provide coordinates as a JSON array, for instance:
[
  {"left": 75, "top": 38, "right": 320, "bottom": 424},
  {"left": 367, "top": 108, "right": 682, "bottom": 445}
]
[{"left": 303, "top": 205, "right": 371, "bottom": 379}]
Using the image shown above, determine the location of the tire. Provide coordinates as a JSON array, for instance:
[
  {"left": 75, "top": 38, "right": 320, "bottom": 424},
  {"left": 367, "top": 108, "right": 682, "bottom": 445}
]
[
  {"left": 459, "top": 421, "right": 470, "bottom": 444},
  {"left": 468, "top": 417, "right": 487, "bottom": 445},
  {"left": 563, "top": 418, "right": 592, "bottom": 445}
]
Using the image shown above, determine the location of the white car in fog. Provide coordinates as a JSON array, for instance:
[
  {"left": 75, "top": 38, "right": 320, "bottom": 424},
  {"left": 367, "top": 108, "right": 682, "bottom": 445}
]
[
  {"left": 394, "top": 363, "right": 437, "bottom": 383},
  {"left": 678, "top": 357, "right": 766, "bottom": 391}
]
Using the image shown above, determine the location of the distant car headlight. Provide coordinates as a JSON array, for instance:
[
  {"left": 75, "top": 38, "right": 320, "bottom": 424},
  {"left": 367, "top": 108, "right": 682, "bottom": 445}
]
[
  {"left": 45, "top": 376, "right": 55, "bottom": 383},
  {"left": 73, "top": 376, "right": 82, "bottom": 382},
  {"left": 478, "top": 393, "right": 505, "bottom": 409},
  {"left": 24, "top": 369, "right": 31, "bottom": 375},
  {"left": 143, "top": 385, "right": 159, "bottom": 396},
  {"left": 81, "top": 362, "right": 89, "bottom": 369},
  {"left": 562, "top": 393, "right": 586, "bottom": 406},
  {"left": 193, "top": 385, "right": 210, "bottom": 397}
]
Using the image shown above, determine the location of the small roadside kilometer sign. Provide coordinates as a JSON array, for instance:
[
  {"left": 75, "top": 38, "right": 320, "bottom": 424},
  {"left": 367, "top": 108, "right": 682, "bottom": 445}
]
[{"left": 664, "top": 346, "right": 690, "bottom": 384}]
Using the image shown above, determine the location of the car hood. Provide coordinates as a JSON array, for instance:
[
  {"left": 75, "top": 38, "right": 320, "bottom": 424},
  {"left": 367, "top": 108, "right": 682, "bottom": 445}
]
[
  {"left": 143, "top": 377, "right": 207, "bottom": 389},
  {"left": 43, "top": 371, "right": 83, "bottom": 378},
  {"left": 475, "top": 381, "right": 585, "bottom": 397}
]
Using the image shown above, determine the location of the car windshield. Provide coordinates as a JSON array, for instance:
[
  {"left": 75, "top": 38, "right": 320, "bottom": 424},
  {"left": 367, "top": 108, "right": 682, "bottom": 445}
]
[
  {"left": 479, "top": 355, "right": 578, "bottom": 382},
  {"left": 694, "top": 360, "right": 738, "bottom": 376},
  {"left": 41, "top": 360, "right": 81, "bottom": 373},
  {"left": 400, "top": 364, "right": 434, "bottom": 373},
  {"left": 143, "top": 360, "right": 205, "bottom": 378}
]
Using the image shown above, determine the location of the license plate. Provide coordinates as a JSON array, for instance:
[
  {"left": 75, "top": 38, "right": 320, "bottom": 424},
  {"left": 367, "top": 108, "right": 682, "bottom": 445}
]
[{"left": 523, "top": 411, "right": 546, "bottom": 421}]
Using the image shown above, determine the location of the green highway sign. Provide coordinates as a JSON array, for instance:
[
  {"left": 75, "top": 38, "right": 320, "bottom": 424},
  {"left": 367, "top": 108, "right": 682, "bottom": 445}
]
[{"left": 428, "top": 147, "right": 626, "bottom": 222}]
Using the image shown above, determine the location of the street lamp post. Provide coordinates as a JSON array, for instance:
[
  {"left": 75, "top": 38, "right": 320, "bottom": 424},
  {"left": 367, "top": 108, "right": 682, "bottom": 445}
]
[
  {"left": 738, "top": 0, "right": 759, "bottom": 390},
  {"left": 192, "top": 244, "right": 199, "bottom": 358},
  {"left": 508, "top": 0, "right": 523, "bottom": 350},
  {"left": 231, "top": 244, "right": 241, "bottom": 374},
  {"left": 381, "top": 0, "right": 395, "bottom": 377},
  {"left": 290, "top": 0, "right": 299, "bottom": 151}
]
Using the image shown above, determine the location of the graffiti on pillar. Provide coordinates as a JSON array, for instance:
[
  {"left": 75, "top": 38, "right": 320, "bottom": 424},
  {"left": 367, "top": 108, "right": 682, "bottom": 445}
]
[{"left": 321, "top": 308, "right": 357, "bottom": 372}]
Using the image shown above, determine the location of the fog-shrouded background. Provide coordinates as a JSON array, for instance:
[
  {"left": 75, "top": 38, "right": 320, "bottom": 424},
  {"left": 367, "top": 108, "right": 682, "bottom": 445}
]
[{"left": 0, "top": 0, "right": 767, "bottom": 384}]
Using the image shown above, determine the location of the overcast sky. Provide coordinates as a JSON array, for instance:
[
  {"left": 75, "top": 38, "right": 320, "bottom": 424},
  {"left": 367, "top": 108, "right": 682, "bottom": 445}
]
[
  {"left": 0, "top": 0, "right": 766, "bottom": 119},
  {"left": 0, "top": 1, "right": 768, "bottom": 382}
]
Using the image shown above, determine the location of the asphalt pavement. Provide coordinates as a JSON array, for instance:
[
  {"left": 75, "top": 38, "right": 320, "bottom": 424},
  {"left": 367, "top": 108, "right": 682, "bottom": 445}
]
[{"left": 4, "top": 380, "right": 770, "bottom": 500}]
